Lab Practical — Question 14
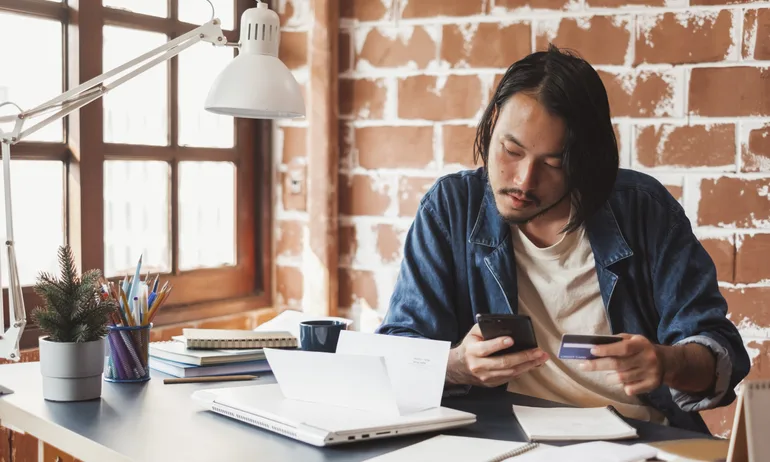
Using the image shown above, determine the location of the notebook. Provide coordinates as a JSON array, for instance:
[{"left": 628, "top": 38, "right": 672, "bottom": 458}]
[
  {"left": 148, "top": 356, "right": 271, "bottom": 378},
  {"left": 512, "top": 405, "right": 638, "bottom": 441},
  {"left": 507, "top": 441, "right": 657, "bottom": 462},
  {"left": 727, "top": 378, "right": 770, "bottom": 462},
  {"left": 149, "top": 340, "right": 266, "bottom": 366},
  {"left": 362, "top": 435, "right": 546, "bottom": 462},
  {"left": 180, "top": 328, "right": 297, "bottom": 349}
]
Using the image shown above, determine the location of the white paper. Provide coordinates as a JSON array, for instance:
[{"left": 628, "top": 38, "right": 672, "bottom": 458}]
[
  {"left": 336, "top": 330, "right": 451, "bottom": 414},
  {"left": 263, "top": 332, "right": 451, "bottom": 416},
  {"left": 512, "top": 441, "right": 657, "bottom": 462},
  {"left": 363, "top": 435, "right": 546, "bottom": 462},
  {"left": 254, "top": 310, "right": 353, "bottom": 339},
  {"left": 511, "top": 405, "right": 637, "bottom": 440},
  {"left": 264, "top": 348, "right": 401, "bottom": 415}
]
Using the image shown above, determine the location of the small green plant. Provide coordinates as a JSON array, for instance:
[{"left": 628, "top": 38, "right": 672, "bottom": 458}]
[{"left": 31, "top": 245, "right": 118, "bottom": 343}]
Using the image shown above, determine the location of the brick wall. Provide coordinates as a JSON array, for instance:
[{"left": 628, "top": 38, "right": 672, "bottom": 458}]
[{"left": 274, "top": 0, "right": 769, "bottom": 436}]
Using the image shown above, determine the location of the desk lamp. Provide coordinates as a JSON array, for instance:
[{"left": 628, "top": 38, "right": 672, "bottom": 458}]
[{"left": 0, "top": 0, "right": 303, "bottom": 361}]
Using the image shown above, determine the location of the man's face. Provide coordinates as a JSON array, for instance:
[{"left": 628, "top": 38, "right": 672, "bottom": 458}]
[{"left": 487, "top": 92, "right": 569, "bottom": 225}]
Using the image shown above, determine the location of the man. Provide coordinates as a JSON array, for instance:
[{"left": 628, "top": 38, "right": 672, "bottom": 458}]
[{"left": 375, "top": 45, "right": 749, "bottom": 434}]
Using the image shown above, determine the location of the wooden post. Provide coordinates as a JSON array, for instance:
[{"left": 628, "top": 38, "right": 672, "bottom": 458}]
[{"left": 306, "top": 0, "right": 339, "bottom": 317}]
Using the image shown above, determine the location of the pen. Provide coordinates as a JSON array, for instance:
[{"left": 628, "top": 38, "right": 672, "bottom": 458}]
[{"left": 163, "top": 375, "right": 259, "bottom": 384}]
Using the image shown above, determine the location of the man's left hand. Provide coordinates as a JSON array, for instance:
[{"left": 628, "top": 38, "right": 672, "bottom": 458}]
[{"left": 579, "top": 333, "right": 664, "bottom": 396}]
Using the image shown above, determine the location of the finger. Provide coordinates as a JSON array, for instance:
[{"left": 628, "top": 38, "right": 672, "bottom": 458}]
[
  {"left": 607, "top": 368, "right": 647, "bottom": 386},
  {"left": 579, "top": 356, "right": 634, "bottom": 373},
  {"left": 498, "top": 348, "right": 549, "bottom": 370},
  {"left": 467, "top": 336, "right": 513, "bottom": 357},
  {"left": 623, "top": 378, "right": 658, "bottom": 396},
  {"left": 467, "top": 323, "right": 484, "bottom": 340},
  {"left": 590, "top": 334, "right": 643, "bottom": 358},
  {"left": 481, "top": 358, "right": 546, "bottom": 383}
]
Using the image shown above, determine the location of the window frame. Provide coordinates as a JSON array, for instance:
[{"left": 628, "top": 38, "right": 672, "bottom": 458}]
[{"left": 0, "top": 0, "right": 273, "bottom": 350}]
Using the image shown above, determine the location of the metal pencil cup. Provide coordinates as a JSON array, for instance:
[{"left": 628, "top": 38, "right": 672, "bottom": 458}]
[{"left": 104, "top": 324, "right": 152, "bottom": 383}]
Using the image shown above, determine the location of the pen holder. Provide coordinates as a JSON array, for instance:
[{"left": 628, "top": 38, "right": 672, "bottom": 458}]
[{"left": 104, "top": 324, "right": 152, "bottom": 383}]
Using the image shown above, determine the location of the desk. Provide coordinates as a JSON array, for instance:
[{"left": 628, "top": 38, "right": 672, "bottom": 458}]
[{"left": 0, "top": 362, "right": 708, "bottom": 462}]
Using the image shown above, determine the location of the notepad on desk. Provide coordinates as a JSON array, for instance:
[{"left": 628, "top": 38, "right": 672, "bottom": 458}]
[
  {"left": 512, "top": 405, "right": 638, "bottom": 441},
  {"left": 180, "top": 328, "right": 297, "bottom": 349},
  {"left": 149, "top": 340, "right": 266, "bottom": 366},
  {"left": 363, "top": 435, "right": 548, "bottom": 462}
]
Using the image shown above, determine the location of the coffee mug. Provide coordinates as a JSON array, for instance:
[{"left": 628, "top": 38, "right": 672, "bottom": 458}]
[{"left": 299, "top": 320, "right": 347, "bottom": 353}]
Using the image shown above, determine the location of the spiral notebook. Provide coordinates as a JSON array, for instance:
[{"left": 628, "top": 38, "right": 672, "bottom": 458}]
[
  {"left": 727, "top": 378, "right": 770, "bottom": 462},
  {"left": 180, "top": 328, "right": 298, "bottom": 349},
  {"left": 363, "top": 435, "right": 545, "bottom": 462}
]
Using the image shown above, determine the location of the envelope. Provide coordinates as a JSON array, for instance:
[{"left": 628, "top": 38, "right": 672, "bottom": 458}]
[{"left": 263, "top": 332, "right": 451, "bottom": 416}]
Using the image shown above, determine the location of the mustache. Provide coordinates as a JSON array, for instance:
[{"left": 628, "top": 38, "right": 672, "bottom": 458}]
[{"left": 498, "top": 188, "right": 541, "bottom": 206}]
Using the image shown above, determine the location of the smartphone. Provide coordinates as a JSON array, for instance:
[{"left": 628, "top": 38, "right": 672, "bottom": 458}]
[{"left": 475, "top": 314, "right": 538, "bottom": 356}]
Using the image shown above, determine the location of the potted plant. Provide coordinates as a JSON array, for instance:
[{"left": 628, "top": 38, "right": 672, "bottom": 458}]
[{"left": 32, "top": 245, "right": 118, "bottom": 401}]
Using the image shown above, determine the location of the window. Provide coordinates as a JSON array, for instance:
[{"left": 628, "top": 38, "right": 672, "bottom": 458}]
[{"left": 0, "top": 0, "right": 272, "bottom": 349}]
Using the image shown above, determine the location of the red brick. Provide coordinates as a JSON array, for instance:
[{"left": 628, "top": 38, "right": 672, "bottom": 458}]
[
  {"left": 443, "top": 124, "right": 478, "bottom": 167},
  {"left": 281, "top": 166, "right": 307, "bottom": 212},
  {"left": 197, "top": 313, "right": 253, "bottom": 331},
  {"left": 276, "top": 265, "right": 303, "bottom": 306},
  {"left": 278, "top": 31, "right": 307, "bottom": 70},
  {"left": 743, "top": 124, "right": 770, "bottom": 172},
  {"left": 587, "top": 0, "right": 664, "bottom": 6},
  {"left": 0, "top": 427, "right": 8, "bottom": 461},
  {"left": 341, "top": 0, "right": 389, "bottom": 21},
  {"left": 357, "top": 27, "right": 435, "bottom": 69},
  {"left": 698, "top": 178, "right": 770, "bottom": 227},
  {"left": 339, "top": 78, "right": 386, "bottom": 119},
  {"left": 536, "top": 16, "right": 632, "bottom": 66},
  {"left": 339, "top": 224, "right": 358, "bottom": 266},
  {"left": 702, "top": 399, "right": 737, "bottom": 438},
  {"left": 746, "top": 340, "right": 770, "bottom": 380},
  {"left": 723, "top": 287, "right": 770, "bottom": 328},
  {"left": 496, "top": 0, "right": 573, "bottom": 9},
  {"left": 377, "top": 224, "right": 403, "bottom": 263},
  {"left": 635, "top": 124, "right": 735, "bottom": 168},
  {"left": 398, "top": 75, "right": 483, "bottom": 121},
  {"left": 12, "top": 431, "right": 38, "bottom": 462},
  {"left": 599, "top": 70, "right": 679, "bottom": 118},
  {"left": 442, "top": 23, "right": 531, "bottom": 68},
  {"left": 692, "top": 0, "right": 762, "bottom": 6},
  {"left": 689, "top": 67, "right": 770, "bottom": 116},
  {"left": 700, "top": 237, "right": 735, "bottom": 283},
  {"left": 743, "top": 9, "right": 770, "bottom": 61},
  {"left": 356, "top": 126, "right": 434, "bottom": 169},
  {"left": 339, "top": 269, "right": 378, "bottom": 309},
  {"left": 276, "top": 220, "right": 304, "bottom": 258},
  {"left": 665, "top": 185, "right": 683, "bottom": 201},
  {"left": 339, "top": 175, "right": 393, "bottom": 216},
  {"left": 339, "top": 122, "right": 354, "bottom": 170},
  {"left": 636, "top": 11, "right": 734, "bottom": 65},
  {"left": 402, "top": 0, "right": 485, "bottom": 18},
  {"left": 398, "top": 177, "right": 437, "bottom": 217},
  {"left": 339, "top": 31, "right": 352, "bottom": 73},
  {"left": 736, "top": 234, "right": 770, "bottom": 283},
  {"left": 278, "top": 0, "right": 295, "bottom": 26},
  {"left": 280, "top": 127, "right": 306, "bottom": 164}
]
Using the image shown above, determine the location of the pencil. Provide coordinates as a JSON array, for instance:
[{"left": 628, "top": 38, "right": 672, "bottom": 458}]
[{"left": 163, "top": 375, "right": 259, "bottom": 384}]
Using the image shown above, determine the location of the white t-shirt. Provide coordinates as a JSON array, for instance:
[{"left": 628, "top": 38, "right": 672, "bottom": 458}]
[{"left": 505, "top": 223, "right": 666, "bottom": 424}]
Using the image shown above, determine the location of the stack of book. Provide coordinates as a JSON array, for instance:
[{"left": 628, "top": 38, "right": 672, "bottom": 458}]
[{"left": 148, "top": 328, "right": 297, "bottom": 378}]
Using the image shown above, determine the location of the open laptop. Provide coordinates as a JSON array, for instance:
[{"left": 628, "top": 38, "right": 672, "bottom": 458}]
[{"left": 192, "top": 383, "right": 477, "bottom": 447}]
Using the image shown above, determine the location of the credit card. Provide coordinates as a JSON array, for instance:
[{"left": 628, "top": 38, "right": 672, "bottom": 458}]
[{"left": 558, "top": 334, "right": 623, "bottom": 360}]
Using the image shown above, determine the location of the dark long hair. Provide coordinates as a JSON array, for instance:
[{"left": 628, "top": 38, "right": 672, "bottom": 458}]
[{"left": 473, "top": 44, "right": 619, "bottom": 234}]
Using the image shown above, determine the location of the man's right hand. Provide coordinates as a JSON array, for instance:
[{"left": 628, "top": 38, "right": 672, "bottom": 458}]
[{"left": 445, "top": 323, "right": 550, "bottom": 388}]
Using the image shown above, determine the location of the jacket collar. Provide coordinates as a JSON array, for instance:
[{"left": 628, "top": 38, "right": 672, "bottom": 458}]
[{"left": 469, "top": 180, "right": 633, "bottom": 267}]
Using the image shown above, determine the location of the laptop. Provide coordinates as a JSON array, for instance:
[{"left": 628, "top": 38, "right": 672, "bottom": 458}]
[{"left": 192, "top": 383, "right": 477, "bottom": 447}]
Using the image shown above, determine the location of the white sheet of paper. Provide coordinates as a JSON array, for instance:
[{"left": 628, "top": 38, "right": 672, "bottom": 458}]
[
  {"left": 254, "top": 310, "right": 352, "bottom": 339},
  {"left": 263, "top": 348, "right": 401, "bottom": 415},
  {"left": 335, "top": 331, "right": 451, "bottom": 414}
]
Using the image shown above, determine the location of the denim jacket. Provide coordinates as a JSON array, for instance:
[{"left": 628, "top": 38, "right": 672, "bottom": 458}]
[{"left": 376, "top": 167, "right": 750, "bottom": 434}]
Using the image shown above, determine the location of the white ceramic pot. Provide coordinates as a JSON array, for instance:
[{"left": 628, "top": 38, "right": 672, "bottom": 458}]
[{"left": 38, "top": 336, "right": 106, "bottom": 402}]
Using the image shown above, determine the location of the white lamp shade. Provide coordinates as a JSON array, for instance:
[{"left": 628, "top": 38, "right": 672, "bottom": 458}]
[{"left": 204, "top": 53, "right": 305, "bottom": 119}]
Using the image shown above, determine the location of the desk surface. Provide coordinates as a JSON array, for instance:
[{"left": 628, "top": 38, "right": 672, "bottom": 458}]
[{"left": 0, "top": 362, "right": 708, "bottom": 462}]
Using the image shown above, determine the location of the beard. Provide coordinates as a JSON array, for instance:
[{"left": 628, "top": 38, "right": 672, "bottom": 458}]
[{"left": 489, "top": 177, "right": 570, "bottom": 226}]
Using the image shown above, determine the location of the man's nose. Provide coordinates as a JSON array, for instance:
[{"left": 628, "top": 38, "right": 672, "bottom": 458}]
[{"left": 514, "top": 159, "right": 536, "bottom": 191}]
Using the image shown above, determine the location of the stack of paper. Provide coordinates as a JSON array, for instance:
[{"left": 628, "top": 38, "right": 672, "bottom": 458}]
[{"left": 512, "top": 405, "right": 638, "bottom": 441}]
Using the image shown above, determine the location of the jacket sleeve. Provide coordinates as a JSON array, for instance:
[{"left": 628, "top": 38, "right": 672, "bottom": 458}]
[
  {"left": 652, "top": 213, "right": 750, "bottom": 412},
  {"left": 375, "top": 200, "right": 460, "bottom": 344}
]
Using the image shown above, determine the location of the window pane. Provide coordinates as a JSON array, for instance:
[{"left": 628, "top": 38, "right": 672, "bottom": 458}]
[
  {"left": 178, "top": 45, "right": 234, "bottom": 148},
  {"left": 178, "top": 161, "right": 235, "bottom": 270},
  {"left": 103, "top": 0, "right": 167, "bottom": 17},
  {"left": 104, "top": 161, "right": 170, "bottom": 277},
  {"left": 179, "top": 0, "right": 234, "bottom": 30},
  {"left": 103, "top": 27, "right": 168, "bottom": 146},
  {"left": 0, "top": 13, "right": 63, "bottom": 142},
  {"left": 0, "top": 161, "right": 64, "bottom": 287}
]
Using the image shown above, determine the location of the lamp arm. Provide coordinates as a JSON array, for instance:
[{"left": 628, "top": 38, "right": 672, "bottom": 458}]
[
  {"left": 0, "top": 19, "right": 229, "bottom": 361},
  {"left": 0, "top": 19, "right": 227, "bottom": 143}
]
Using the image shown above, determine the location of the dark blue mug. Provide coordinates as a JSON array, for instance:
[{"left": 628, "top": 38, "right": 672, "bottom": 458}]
[{"left": 299, "top": 320, "right": 347, "bottom": 353}]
